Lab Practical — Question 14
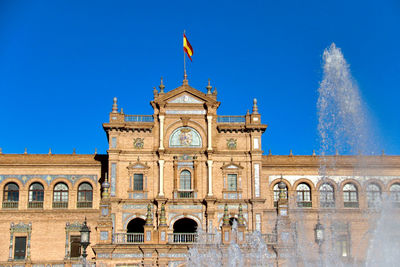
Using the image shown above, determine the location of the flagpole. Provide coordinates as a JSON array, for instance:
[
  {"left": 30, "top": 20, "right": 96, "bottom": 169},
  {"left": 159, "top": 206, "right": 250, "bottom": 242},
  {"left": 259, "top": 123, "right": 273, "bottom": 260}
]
[{"left": 183, "top": 30, "right": 186, "bottom": 82}]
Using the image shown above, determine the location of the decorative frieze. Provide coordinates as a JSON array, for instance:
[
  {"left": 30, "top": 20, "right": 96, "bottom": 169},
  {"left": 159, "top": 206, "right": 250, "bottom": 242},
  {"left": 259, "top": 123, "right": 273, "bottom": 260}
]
[{"left": 0, "top": 174, "right": 97, "bottom": 186}]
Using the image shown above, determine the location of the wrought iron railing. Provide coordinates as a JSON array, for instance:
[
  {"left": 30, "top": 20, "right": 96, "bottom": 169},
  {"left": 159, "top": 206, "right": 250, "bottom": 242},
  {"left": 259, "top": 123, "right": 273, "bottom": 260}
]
[
  {"left": 113, "top": 233, "right": 145, "bottom": 244},
  {"left": 261, "top": 234, "right": 278, "bottom": 244},
  {"left": 168, "top": 233, "right": 198, "bottom": 243},
  {"left": 124, "top": 115, "right": 154, "bottom": 122},
  {"left": 77, "top": 201, "right": 93, "bottom": 208},
  {"left": 217, "top": 116, "right": 246, "bottom": 123},
  {"left": 28, "top": 201, "right": 43, "bottom": 209},
  {"left": 178, "top": 190, "right": 194, "bottom": 199},
  {"left": 344, "top": 201, "right": 359, "bottom": 208},
  {"left": 297, "top": 201, "right": 312, "bottom": 208},
  {"left": 320, "top": 201, "right": 335, "bottom": 208},
  {"left": 2, "top": 201, "right": 18, "bottom": 209},
  {"left": 53, "top": 201, "right": 68, "bottom": 209}
]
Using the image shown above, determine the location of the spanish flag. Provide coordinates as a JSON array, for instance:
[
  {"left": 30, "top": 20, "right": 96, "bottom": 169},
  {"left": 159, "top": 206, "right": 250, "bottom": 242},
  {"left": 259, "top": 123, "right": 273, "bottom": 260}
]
[{"left": 183, "top": 33, "right": 193, "bottom": 61}]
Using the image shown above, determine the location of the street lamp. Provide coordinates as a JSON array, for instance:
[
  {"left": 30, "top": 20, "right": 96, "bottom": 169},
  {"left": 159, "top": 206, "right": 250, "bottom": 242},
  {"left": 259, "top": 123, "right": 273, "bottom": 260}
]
[
  {"left": 80, "top": 217, "right": 91, "bottom": 265},
  {"left": 314, "top": 215, "right": 324, "bottom": 266}
]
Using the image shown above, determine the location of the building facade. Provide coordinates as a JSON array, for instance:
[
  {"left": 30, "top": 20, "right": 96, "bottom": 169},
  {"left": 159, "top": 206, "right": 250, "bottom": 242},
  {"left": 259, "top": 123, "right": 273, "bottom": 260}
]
[{"left": 0, "top": 77, "right": 399, "bottom": 266}]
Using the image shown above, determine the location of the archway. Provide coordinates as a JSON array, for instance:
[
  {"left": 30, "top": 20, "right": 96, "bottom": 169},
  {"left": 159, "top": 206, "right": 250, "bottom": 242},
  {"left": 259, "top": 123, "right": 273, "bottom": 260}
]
[
  {"left": 173, "top": 218, "right": 198, "bottom": 233},
  {"left": 127, "top": 218, "right": 146, "bottom": 233},
  {"left": 126, "top": 218, "right": 146, "bottom": 243},
  {"left": 173, "top": 218, "right": 198, "bottom": 243}
]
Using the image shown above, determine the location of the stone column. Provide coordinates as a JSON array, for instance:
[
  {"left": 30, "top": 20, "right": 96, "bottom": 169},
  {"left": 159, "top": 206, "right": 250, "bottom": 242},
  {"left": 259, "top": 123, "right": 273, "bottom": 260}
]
[
  {"left": 207, "top": 160, "right": 213, "bottom": 196},
  {"left": 159, "top": 115, "right": 164, "bottom": 150},
  {"left": 159, "top": 160, "right": 164, "bottom": 196},
  {"left": 207, "top": 115, "right": 212, "bottom": 150}
]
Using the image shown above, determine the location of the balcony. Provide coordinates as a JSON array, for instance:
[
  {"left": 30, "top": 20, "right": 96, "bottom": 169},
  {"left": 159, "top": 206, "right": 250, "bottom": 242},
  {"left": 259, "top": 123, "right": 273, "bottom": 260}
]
[
  {"left": 297, "top": 201, "right": 312, "bottom": 208},
  {"left": 113, "top": 233, "right": 144, "bottom": 244},
  {"left": 261, "top": 234, "right": 278, "bottom": 245},
  {"left": 344, "top": 202, "right": 359, "bottom": 208},
  {"left": 124, "top": 115, "right": 154, "bottom": 122},
  {"left": 53, "top": 201, "right": 68, "bottom": 209},
  {"left": 2, "top": 201, "right": 18, "bottom": 209},
  {"left": 168, "top": 233, "right": 198, "bottom": 244},
  {"left": 77, "top": 201, "right": 93, "bottom": 208},
  {"left": 28, "top": 201, "right": 43, "bottom": 209},
  {"left": 217, "top": 116, "right": 246, "bottom": 123},
  {"left": 178, "top": 190, "right": 194, "bottom": 199}
]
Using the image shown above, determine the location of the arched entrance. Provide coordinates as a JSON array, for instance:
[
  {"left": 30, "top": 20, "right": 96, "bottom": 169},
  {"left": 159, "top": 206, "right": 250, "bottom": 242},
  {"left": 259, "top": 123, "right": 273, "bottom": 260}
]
[
  {"left": 173, "top": 218, "right": 198, "bottom": 243},
  {"left": 126, "top": 218, "right": 145, "bottom": 243}
]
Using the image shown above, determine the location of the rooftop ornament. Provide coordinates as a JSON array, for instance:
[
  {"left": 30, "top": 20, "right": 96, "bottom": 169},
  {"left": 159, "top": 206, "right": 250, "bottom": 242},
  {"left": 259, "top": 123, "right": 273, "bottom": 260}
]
[
  {"left": 252, "top": 98, "right": 259, "bottom": 114},
  {"left": 206, "top": 79, "right": 212, "bottom": 94},
  {"left": 159, "top": 77, "right": 165, "bottom": 93},
  {"left": 112, "top": 97, "right": 118, "bottom": 113}
]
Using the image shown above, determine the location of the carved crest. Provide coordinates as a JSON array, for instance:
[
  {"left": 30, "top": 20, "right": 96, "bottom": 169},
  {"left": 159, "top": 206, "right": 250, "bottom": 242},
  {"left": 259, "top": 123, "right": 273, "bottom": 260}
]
[
  {"left": 226, "top": 138, "right": 237, "bottom": 150},
  {"left": 179, "top": 128, "right": 193, "bottom": 146},
  {"left": 133, "top": 138, "right": 144, "bottom": 149}
]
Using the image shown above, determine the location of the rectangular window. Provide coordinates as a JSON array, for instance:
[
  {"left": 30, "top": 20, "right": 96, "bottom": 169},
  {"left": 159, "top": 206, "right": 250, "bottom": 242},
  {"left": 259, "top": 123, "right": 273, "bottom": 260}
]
[
  {"left": 227, "top": 174, "right": 237, "bottom": 191},
  {"left": 111, "top": 137, "right": 117, "bottom": 148},
  {"left": 14, "top": 236, "right": 26, "bottom": 260},
  {"left": 335, "top": 237, "right": 349, "bottom": 257},
  {"left": 70, "top": 235, "right": 81, "bottom": 258},
  {"left": 133, "top": 174, "right": 144, "bottom": 191}
]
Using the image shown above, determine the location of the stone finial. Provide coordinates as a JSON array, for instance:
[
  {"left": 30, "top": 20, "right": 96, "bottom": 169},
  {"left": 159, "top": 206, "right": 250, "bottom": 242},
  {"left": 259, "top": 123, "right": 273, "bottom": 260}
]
[
  {"left": 159, "top": 77, "right": 165, "bottom": 93},
  {"left": 268, "top": 149, "right": 272, "bottom": 156},
  {"left": 24, "top": 148, "right": 27, "bottom": 154},
  {"left": 183, "top": 70, "right": 188, "bottom": 85},
  {"left": 153, "top": 87, "right": 158, "bottom": 97},
  {"left": 101, "top": 172, "right": 110, "bottom": 199},
  {"left": 145, "top": 204, "right": 153, "bottom": 226},
  {"left": 238, "top": 204, "right": 245, "bottom": 227},
  {"left": 223, "top": 204, "right": 230, "bottom": 226},
  {"left": 0, "top": 147, "right": 2, "bottom": 154},
  {"left": 206, "top": 79, "right": 212, "bottom": 94},
  {"left": 48, "top": 148, "right": 52, "bottom": 155},
  {"left": 212, "top": 87, "right": 217, "bottom": 96},
  {"left": 382, "top": 150, "right": 385, "bottom": 156},
  {"left": 159, "top": 204, "right": 167, "bottom": 226},
  {"left": 120, "top": 108, "right": 124, "bottom": 115},
  {"left": 312, "top": 149, "right": 316, "bottom": 156},
  {"left": 72, "top": 148, "right": 76, "bottom": 155},
  {"left": 252, "top": 98, "right": 259, "bottom": 114},
  {"left": 289, "top": 149, "right": 293, "bottom": 156},
  {"left": 246, "top": 109, "right": 250, "bottom": 115},
  {"left": 94, "top": 148, "right": 97, "bottom": 154},
  {"left": 112, "top": 97, "right": 118, "bottom": 113},
  {"left": 335, "top": 149, "right": 339, "bottom": 156}
]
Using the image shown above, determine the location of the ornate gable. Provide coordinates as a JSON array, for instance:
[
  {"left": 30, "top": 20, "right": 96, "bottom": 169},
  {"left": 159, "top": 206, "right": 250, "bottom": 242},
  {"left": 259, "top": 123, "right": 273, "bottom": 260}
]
[{"left": 168, "top": 93, "right": 204, "bottom": 104}]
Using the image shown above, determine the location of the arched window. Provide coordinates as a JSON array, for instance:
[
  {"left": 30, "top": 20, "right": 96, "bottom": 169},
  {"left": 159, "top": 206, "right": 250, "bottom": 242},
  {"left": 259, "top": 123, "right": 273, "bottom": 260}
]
[
  {"left": 296, "top": 183, "right": 312, "bottom": 207},
  {"left": 390, "top": 183, "right": 400, "bottom": 206},
  {"left": 169, "top": 127, "right": 202, "bottom": 148},
  {"left": 3, "top": 183, "right": 19, "bottom": 209},
  {"left": 273, "top": 183, "right": 288, "bottom": 207},
  {"left": 180, "top": 170, "right": 191, "bottom": 190},
  {"left": 77, "top": 183, "right": 93, "bottom": 208},
  {"left": 366, "top": 183, "right": 381, "bottom": 208},
  {"left": 343, "top": 183, "right": 358, "bottom": 208},
  {"left": 53, "top": 183, "right": 69, "bottom": 208},
  {"left": 28, "top": 182, "right": 44, "bottom": 209},
  {"left": 320, "top": 183, "right": 335, "bottom": 208}
]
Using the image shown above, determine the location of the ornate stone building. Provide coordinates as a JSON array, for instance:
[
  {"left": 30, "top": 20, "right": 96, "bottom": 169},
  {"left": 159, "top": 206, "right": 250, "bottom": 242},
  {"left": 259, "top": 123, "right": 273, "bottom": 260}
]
[{"left": 0, "top": 77, "right": 399, "bottom": 266}]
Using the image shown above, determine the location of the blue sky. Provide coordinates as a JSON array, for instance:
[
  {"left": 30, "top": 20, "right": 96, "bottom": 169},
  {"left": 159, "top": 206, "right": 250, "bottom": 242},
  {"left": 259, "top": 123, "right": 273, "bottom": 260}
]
[{"left": 0, "top": 0, "right": 399, "bottom": 155}]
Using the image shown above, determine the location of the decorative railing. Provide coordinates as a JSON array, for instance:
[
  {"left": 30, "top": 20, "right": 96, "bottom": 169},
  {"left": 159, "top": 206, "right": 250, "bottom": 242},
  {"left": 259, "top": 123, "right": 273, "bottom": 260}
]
[
  {"left": 344, "top": 201, "right": 359, "bottom": 208},
  {"left": 297, "top": 201, "right": 312, "bottom": 208},
  {"left": 178, "top": 190, "right": 194, "bottom": 199},
  {"left": 124, "top": 115, "right": 154, "bottom": 122},
  {"left": 77, "top": 201, "right": 93, "bottom": 208},
  {"left": 261, "top": 234, "right": 278, "bottom": 244},
  {"left": 168, "top": 233, "right": 198, "bottom": 244},
  {"left": 113, "top": 233, "right": 145, "bottom": 244},
  {"left": 28, "top": 201, "right": 43, "bottom": 209},
  {"left": 53, "top": 201, "right": 68, "bottom": 209},
  {"left": 2, "top": 201, "right": 18, "bottom": 209},
  {"left": 217, "top": 116, "right": 246, "bottom": 123},
  {"left": 320, "top": 201, "right": 335, "bottom": 208}
]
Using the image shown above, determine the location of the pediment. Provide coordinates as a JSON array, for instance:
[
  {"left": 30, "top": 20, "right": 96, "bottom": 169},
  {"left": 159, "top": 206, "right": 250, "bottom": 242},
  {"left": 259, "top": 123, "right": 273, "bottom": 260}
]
[
  {"left": 127, "top": 159, "right": 150, "bottom": 170},
  {"left": 168, "top": 93, "right": 204, "bottom": 104},
  {"left": 155, "top": 84, "right": 220, "bottom": 108},
  {"left": 221, "top": 161, "right": 244, "bottom": 170}
]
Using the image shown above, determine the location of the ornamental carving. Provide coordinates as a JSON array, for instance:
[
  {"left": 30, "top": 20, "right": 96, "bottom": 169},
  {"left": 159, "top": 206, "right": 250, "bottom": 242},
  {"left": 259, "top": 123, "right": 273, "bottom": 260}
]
[
  {"left": 226, "top": 138, "right": 237, "bottom": 150},
  {"left": 169, "top": 127, "right": 202, "bottom": 148},
  {"left": 133, "top": 138, "right": 144, "bottom": 149}
]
